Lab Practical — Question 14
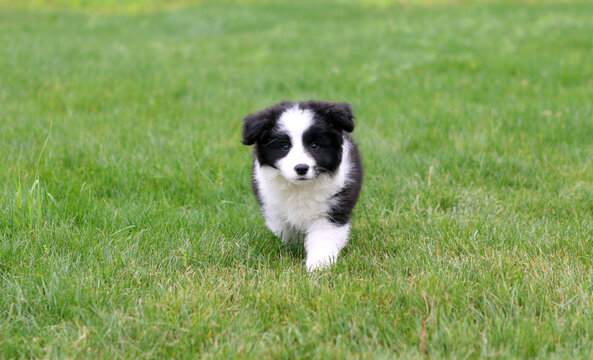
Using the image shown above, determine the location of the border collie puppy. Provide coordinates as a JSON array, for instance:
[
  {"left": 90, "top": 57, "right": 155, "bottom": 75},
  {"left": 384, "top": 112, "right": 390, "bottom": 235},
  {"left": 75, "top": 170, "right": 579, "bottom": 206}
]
[{"left": 242, "top": 100, "right": 363, "bottom": 271}]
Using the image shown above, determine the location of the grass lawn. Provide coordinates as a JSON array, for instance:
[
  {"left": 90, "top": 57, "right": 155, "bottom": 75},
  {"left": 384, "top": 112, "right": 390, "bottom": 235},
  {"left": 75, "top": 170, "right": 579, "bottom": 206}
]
[{"left": 1, "top": 0, "right": 593, "bottom": 358}]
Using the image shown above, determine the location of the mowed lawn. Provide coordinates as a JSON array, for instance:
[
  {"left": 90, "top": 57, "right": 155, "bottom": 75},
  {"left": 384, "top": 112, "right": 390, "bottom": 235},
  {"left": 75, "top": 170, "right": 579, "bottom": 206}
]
[{"left": 1, "top": 0, "right": 593, "bottom": 358}]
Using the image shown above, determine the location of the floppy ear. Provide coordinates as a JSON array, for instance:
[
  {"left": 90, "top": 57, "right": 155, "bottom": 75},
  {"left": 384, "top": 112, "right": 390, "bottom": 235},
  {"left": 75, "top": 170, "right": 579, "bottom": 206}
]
[
  {"left": 242, "top": 111, "right": 270, "bottom": 146},
  {"left": 304, "top": 100, "right": 355, "bottom": 133},
  {"left": 242, "top": 102, "right": 293, "bottom": 145}
]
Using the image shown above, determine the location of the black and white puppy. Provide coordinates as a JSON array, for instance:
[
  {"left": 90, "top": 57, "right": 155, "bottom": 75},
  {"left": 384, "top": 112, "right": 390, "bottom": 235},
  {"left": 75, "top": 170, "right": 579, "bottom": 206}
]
[{"left": 242, "top": 100, "right": 363, "bottom": 271}]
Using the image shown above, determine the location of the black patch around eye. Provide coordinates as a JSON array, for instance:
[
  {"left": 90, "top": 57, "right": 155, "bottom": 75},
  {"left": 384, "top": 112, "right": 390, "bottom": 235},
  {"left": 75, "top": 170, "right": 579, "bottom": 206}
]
[
  {"left": 256, "top": 132, "right": 291, "bottom": 168},
  {"left": 302, "top": 125, "right": 343, "bottom": 174},
  {"left": 263, "top": 136, "right": 290, "bottom": 149}
]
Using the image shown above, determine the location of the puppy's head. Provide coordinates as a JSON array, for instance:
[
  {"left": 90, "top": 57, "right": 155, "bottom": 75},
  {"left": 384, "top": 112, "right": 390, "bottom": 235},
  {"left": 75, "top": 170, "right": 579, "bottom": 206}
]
[{"left": 242, "top": 100, "right": 355, "bottom": 183}]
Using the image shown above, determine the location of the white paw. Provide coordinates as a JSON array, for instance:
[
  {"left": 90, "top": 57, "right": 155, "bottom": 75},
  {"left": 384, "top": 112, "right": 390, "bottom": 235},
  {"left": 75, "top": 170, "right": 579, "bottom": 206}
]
[{"left": 305, "top": 254, "right": 336, "bottom": 272}]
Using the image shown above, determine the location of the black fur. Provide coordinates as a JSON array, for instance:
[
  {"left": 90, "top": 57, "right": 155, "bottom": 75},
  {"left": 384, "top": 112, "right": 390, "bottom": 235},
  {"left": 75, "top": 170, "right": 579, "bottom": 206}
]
[
  {"left": 300, "top": 100, "right": 355, "bottom": 133},
  {"left": 301, "top": 119, "right": 344, "bottom": 175},
  {"left": 241, "top": 101, "right": 292, "bottom": 146},
  {"left": 243, "top": 100, "right": 363, "bottom": 227},
  {"left": 256, "top": 129, "right": 292, "bottom": 169},
  {"left": 327, "top": 135, "right": 363, "bottom": 225}
]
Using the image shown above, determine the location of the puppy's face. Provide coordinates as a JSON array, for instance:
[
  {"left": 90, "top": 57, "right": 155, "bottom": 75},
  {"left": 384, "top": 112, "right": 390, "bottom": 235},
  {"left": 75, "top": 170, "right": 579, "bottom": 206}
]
[{"left": 243, "top": 101, "right": 355, "bottom": 183}]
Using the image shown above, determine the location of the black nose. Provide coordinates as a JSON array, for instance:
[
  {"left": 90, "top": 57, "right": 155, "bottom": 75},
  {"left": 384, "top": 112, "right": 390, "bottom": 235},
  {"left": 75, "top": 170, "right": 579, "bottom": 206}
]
[{"left": 294, "top": 164, "right": 309, "bottom": 176}]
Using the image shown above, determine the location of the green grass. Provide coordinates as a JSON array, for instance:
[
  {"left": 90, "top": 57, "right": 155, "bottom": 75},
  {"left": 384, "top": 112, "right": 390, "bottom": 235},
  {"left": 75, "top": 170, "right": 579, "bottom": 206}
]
[{"left": 1, "top": 0, "right": 593, "bottom": 358}]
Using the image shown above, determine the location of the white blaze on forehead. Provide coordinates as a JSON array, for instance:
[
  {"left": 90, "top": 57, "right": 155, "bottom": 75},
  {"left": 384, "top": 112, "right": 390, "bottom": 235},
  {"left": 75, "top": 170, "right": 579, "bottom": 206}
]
[
  {"left": 277, "top": 106, "right": 314, "bottom": 138},
  {"left": 275, "top": 106, "right": 316, "bottom": 180}
]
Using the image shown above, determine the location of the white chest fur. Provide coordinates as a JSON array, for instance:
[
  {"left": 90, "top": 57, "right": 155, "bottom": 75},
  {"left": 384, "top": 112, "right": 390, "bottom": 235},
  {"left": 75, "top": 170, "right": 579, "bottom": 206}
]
[{"left": 254, "top": 140, "right": 352, "bottom": 233}]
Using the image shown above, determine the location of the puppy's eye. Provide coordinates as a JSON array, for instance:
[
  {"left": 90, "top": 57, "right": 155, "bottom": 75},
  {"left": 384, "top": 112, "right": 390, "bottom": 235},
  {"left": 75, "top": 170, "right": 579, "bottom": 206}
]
[
  {"left": 281, "top": 144, "right": 290, "bottom": 152},
  {"left": 311, "top": 143, "right": 319, "bottom": 150}
]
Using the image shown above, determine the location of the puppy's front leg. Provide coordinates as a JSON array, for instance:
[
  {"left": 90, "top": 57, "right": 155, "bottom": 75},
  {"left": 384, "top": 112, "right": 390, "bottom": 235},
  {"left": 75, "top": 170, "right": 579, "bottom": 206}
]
[
  {"left": 304, "top": 220, "right": 350, "bottom": 271},
  {"left": 264, "top": 214, "right": 298, "bottom": 243}
]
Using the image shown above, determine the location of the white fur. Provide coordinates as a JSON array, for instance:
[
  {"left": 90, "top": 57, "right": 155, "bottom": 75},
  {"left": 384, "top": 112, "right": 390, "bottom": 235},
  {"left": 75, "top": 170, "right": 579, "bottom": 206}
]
[
  {"left": 304, "top": 220, "right": 350, "bottom": 271},
  {"left": 275, "top": 106, "right": 316, "bottom": 181},
  {"left": 253, "top": 110, "right": 354, "bottom": 271}
]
